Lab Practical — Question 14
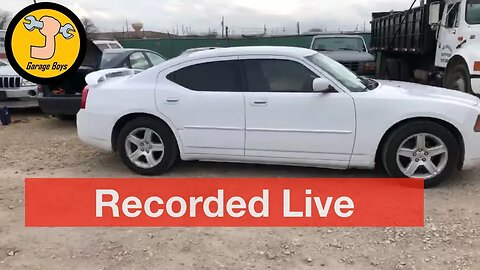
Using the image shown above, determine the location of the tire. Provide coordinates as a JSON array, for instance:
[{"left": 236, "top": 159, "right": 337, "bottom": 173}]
[
  {"left": 118, "top": 117, "right": 179, "bottom": 175},
  {"left": 381, "top": 121, "right": 459, "bottom": 188},
  {"left": 399, "top": 59, "right": 412, "bottom": 82},
  {"left": 445, "top": 64, "right": 472, "bottom": 93},
  {"left": 385, "top": 58, "right": 401, "bottom": 81}
]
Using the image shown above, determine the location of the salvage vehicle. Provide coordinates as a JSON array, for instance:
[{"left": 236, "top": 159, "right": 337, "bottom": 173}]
[
  {"left": 38, "top": 42, "right": 166, "bottom": 117},
  {"left": 77, "top": 46, "right": 480, "bottom": 187},
  {"left": 371, "top": 0, "right": 480, "bottom": 95},
  {"left": 310, "top": 35, "right": 376, "bottom": 76},
  {"left": 93, "top": 40, "right": 123, "bottom": 51},
  {"left": 0, "top": 59, "right": 40, "bottom": 108}
]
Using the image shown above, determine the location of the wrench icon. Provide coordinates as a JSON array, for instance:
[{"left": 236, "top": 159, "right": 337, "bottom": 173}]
[{"left": 24, "top": 15, "right": 76, "bottom": 39}]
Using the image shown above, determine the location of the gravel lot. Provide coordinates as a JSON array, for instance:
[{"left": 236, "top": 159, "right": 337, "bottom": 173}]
[{"left": 0, "top": 109, "right": 479, "bottom": 270}]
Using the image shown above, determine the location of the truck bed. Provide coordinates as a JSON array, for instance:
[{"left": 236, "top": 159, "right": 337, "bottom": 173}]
[{"left": 371, "top": 0, "right": 439, "bottom": 54}]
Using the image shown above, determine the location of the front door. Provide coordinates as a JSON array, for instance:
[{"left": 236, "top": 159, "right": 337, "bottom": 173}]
[
  {"left": 435, "top": 1, "right": 463, "bottom": 68},
  {"left": 241, "top": 57, "right": 356, "bottom": 167}
]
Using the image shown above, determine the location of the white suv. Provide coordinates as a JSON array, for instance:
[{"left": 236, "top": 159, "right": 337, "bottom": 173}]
[{"left": 0, "top": 60, "right": 39, "bottom": 108}]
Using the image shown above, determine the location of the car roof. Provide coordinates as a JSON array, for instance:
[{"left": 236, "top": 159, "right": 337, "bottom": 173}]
[
  {"left": 312, "top": 35, "right": 363, "bottom": 39},
  {"left": 176, "top": 46, "right": 316, "bottom": 61},
  {"left": 103, "top": 48, "right": 151, "bottom": 54}
]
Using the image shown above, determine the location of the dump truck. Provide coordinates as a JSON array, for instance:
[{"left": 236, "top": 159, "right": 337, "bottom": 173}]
[{"left": 371, "top": 0, "right": 480, "bottom": 95}]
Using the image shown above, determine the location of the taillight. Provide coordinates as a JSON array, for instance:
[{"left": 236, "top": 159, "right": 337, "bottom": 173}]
[
  {"left": 475, "top": 115, "right": 480, "bottom": 132},
  {"left": 80, "top": 86, "right": 89, "bottom": 109}
]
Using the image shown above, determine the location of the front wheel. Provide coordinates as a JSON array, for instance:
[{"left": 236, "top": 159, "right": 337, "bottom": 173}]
[
  {"left": 382, "top": 121, "right": 459, "bottom": 188},
  {"left": 118, "top": 117, "right": 179, "bottom": 175},
  {"left": 445, "top": 64, "right": 472, "bottom": 93}
]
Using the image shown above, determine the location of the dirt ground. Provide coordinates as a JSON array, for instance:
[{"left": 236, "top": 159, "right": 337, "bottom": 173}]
[{"left": 0, "top": 109, "right": 479, "bottom": 270}]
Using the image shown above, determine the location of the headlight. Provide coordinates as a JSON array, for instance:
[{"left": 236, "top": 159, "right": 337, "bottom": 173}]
[
  {"left": 364, "top": 62, "right": 376, "bottom": 72},
  {"left": 21, "top": 79, "right": 36, "bottom": 87}
]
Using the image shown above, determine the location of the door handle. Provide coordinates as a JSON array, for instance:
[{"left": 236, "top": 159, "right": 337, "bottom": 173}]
[
  {"left": 251, "top": 100, "right": 268, "bottom": 106},
  {"left": 165, "top": 97, "right": 179, "bottom": 103}
]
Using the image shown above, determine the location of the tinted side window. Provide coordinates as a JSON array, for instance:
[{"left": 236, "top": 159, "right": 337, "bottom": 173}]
[
  {"left": 167, "top": 61, "right": 240, "bottom": 91},
  {"left": 243, "top": 59, "right": 318, "bottom": 92}
]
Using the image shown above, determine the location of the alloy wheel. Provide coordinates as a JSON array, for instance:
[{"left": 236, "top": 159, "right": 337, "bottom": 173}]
[
  {"left": 396, "top": 133, "right": 448, "bottom": 180},
  {"left": 124, "top": 127, "right": 165, "bottom": 169}
]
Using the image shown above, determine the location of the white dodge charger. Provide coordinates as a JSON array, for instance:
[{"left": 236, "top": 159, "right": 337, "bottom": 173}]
[{"left": 77, "top": 46, "right": 480, "bottom": 187}]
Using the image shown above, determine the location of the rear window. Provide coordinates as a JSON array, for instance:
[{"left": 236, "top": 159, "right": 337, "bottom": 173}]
[
  {"left": 167, "top": 61, "right": 240, "bottom": 91},
  {"left": 96, "top": 44, "right": 110, "bottom": 51},
  {"left": 109, "top": 43, "right": 122, "bottom": 49},
  {"left": 100, "top": 52, "right": 122, "bottom": 68}
]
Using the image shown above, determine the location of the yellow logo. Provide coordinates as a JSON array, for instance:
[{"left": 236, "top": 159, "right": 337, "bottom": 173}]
[{"left": 5, "top": 2, "right": 86, "bottom": 84}]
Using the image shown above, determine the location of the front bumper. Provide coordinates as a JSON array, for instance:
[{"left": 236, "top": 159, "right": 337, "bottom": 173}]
[
  {"left": 462, "top": 122, "right": 480, "bottom": 170},
  {"left": 0, "top": 86, "right": 40, "bottom": 108},
  {"left": 471, "top": 76, "right": 480, "bottom": 95}
]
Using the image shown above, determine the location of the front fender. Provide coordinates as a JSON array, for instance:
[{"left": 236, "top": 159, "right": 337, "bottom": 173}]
[{"left": 452, "top": 45, "right": 480, "bottom": 75}]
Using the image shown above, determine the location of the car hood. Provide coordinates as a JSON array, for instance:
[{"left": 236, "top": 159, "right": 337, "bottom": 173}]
[
  {"left": 376, "top": 80, "right": 479, "bottom": 107},
  {"left": 318, "top": 50, "right": 375, "bottom": 62},
  {"left": 0, "top": 64, "right": 19, "bottom": 76}
]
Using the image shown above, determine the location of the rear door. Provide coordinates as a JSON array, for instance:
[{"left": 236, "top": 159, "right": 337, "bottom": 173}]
[{"left": 155, "top": 57, "right": 246, "bottom": 156}]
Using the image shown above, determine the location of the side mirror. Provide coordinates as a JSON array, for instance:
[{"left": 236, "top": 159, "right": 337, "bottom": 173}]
[
  {"left": 429, "top": 2, "right": 441, "bottom": 26},
  {"left": 312, "top": 78, "right": 332, "bottom": 93}
]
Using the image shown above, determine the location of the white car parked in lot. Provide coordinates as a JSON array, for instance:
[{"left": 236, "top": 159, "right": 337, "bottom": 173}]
[{"left": 77, "top": 46, "right": 480, "bottom": 187}]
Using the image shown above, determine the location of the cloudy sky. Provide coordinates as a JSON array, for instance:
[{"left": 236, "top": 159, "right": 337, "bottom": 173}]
[{"left": 3, "top": 0, "right": 414, "bottom": 35}]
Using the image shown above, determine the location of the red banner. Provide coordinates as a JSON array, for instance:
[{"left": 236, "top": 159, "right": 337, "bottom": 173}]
[{"left": 25, "top": 178, "right": 424, "bottom": 227}]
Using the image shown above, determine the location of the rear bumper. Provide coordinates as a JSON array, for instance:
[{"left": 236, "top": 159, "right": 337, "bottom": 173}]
[
  {"left": 77, "top": 109, "right": 114, "bottom": 152},
  {"left": 38, "top": 96, "right": 81, "bottom": 115}
]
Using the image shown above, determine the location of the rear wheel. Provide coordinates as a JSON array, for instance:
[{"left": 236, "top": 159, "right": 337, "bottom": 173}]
[
  {"left": 118, "top": 117, "right": 178, "bottom": 175},
  {"left": 382, "top": 121, "right": 459, "bottom": 188}
]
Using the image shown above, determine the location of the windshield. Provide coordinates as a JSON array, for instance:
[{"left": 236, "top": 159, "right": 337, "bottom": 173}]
[
  {"left": 100, "top": 52, "right": 123, "bottom": 68},
  {"left": 312, "top": 37, "right": 366, "bottom": 52},
  {"left": 0, "top": 60, "right": 6, "bottom": 67},
  {"left": 467, "top": 0, "right": 480, "bottom": 24},
  {"left": 306, "top": 53, "right": 377, "bottom": 92}
]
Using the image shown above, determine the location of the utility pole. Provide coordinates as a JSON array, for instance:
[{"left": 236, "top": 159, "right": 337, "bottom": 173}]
[
  {"left": 221, "top": 16, "right": 225, "bottom": 38},
  {"left": 296, "top": 21, "right": 300, "bottom": 35}
]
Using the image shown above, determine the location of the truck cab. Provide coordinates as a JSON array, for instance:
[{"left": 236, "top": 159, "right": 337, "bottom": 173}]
[
  {"left": 310, "top": 35, "right": 376, "bottom": 76},
  {"left": 431, "top": 0, "right": 480, "bottom": 93}
]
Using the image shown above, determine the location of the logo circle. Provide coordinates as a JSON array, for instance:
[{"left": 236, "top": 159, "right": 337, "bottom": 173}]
[{"left": 4, "top": 2, "right": 87, "bottom": 84}]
